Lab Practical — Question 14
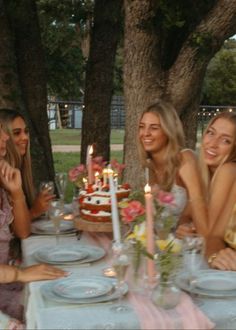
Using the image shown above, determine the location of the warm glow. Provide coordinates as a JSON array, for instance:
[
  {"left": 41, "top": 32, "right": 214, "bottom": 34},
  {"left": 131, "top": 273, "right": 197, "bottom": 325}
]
[
  {"left": 89, "top": 145, "right": 93, "bottom": 155},
  {"left": 107, "top": 168, "right": 114, "bottom": 176},
  {"left": 95, "top": 171, "right": 99, "bottom": 177},
  {"left": 82, "top": 177, "right": 87, "bottom": 183},
  {"left": 144, "top": 183, "right": 151, "bottom": 194}
]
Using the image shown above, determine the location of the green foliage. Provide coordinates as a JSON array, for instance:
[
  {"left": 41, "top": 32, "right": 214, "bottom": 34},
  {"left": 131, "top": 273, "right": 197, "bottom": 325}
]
[{"left": 202, "top": 39, "right": 236, "bottom": 105}]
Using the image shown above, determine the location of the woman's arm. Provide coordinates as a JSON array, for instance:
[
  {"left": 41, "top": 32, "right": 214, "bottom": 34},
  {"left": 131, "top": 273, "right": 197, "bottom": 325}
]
[
  {"left": 0, "top": 161, "right": 31, "bottom": 238},
  {"left": 178, "top": 150, "right": 208, "bottom": 236},
  {"left": 30, "top": 190, "right": 55, "bottom": 220}
]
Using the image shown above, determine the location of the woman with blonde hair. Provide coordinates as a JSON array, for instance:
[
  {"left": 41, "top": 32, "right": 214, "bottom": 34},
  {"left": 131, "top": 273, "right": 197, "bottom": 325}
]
[
  {"left": 0, "top": 109, "right": 55, "bottom": 220},
  {"left": 138, "top": 99, "right": 208, "bottom": 235}
]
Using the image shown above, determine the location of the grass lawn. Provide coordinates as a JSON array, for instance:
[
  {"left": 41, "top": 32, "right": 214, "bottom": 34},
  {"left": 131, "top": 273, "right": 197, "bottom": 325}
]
[
  {"left": 53, "top": 150, "right": 123, "bottom": 202},
  {"left": 50, "top": 129, "right": 124, "bottom": 145}
]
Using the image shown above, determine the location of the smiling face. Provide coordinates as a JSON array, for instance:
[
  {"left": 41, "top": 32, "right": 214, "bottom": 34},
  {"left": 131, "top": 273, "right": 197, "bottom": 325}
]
[
  {"left": 139, "top": 112, "right": 168, "bottom": 155},
  {"left": 0, "top": 123, "right": 9, "bottom": 158},
  {"left": 202, "top": 118, "right": 235, "bottom": 172},
  {"left": 11, "top": 116, "right": 29, "bottom": 156}
]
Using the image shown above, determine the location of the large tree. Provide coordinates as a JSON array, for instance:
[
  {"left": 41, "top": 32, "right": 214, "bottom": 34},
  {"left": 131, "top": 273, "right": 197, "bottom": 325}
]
[
  {"left": 4, "top": 0, "right": 54, "bottom": 185},
  {"left": 80, "top": 0, "right": 123, "bottom": 163},
  {"left": 123, "top": 0, "right": 236, "bottom": 188}
]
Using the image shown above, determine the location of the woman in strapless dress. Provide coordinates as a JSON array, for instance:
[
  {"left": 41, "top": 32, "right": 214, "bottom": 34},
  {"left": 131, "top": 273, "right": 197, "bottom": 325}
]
[{"left": 138, "top": 99, "right": 208, "bottom": 236}]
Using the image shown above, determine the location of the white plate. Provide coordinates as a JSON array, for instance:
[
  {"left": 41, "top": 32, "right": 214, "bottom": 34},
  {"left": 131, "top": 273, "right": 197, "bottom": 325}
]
[
  {"left": 53, "top": 277, "right": 113, "bottom": 299},
  {"left": 32, "top": 220, "right": 74, "bottom": 234},
  {"left": 41, "top": 276, "right": 128, "bottom": 304},
  {"left": 176, "top": 270, "right": 236, "bottom": 297},
  {"left": 33, "top": 245, "right": 105, "bottom": 265},
  {"left": 34, "top": 246, "right": 88, "bottom": 264}
]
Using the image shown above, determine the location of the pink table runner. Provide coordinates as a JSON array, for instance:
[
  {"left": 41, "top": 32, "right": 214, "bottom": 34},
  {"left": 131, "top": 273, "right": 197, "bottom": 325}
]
[{"left": 86, "top": 232, "right": 215, "bottom": 330}]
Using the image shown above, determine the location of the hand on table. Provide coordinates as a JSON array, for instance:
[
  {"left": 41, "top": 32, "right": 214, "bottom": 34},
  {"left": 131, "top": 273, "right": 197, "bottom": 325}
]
[
  {"left": 210, "top": 248, "right": 236, "bottom": 271},
  {"left": 16, "top": 264, "right": 69, "bottom": 283}
]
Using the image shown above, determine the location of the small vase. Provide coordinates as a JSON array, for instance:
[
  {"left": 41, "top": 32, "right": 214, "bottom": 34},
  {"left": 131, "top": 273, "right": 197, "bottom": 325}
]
[{"left": 152, "top": 279, "right": 181, "bottom": 309}]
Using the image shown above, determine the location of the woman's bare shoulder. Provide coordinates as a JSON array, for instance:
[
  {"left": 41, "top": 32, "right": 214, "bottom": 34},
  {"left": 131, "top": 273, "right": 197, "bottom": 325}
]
[
  {"left": 215, "top": 162, "right": 236, "bottom": 177},
  {"left": 180, "top": 149, "right": 198, "bottom": 164}
]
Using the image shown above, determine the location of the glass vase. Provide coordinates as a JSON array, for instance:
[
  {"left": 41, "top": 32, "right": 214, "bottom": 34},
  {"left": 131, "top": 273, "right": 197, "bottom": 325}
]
[{"left": 152, "top": 279, "right": 181, "bottom": 309}]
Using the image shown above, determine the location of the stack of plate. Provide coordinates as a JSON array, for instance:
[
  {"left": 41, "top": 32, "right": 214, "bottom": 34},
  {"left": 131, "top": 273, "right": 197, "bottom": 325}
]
[
  {"left": 31, "top": 219, "right": 76, "bottom": 235},
  {"left": 176, "top": 269, "right": 236, "bottom": 297},
  {"left": 33, "top": 244, "right": 106, "bottom": 265},
  {"left": 41, "top": 275, "right": 128, "bottom": 304}
]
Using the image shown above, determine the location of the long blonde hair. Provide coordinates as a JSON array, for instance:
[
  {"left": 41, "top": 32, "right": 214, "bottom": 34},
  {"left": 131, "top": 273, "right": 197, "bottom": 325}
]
[
  {"left": 0, "top": 109, "right": 35, "bottom": 207},
  {"left": 138, "top": 99, "right": 185, "bottom": 191},
  {"left": 199, "top": 111, "right": 236, "bottom": 197}
]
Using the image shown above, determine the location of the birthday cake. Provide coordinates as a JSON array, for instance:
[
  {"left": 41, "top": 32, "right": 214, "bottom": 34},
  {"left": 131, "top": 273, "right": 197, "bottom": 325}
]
[{"left": 79, "top": 184, "right": 131, "bottom": 223}]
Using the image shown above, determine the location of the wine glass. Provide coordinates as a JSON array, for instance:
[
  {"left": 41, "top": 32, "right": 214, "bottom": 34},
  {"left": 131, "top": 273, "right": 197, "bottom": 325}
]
[
  {"left": 48, "top": 199, "right": 64, "bottom": 245},
  {"left": 55, "top": 172, "right": 68, "bottom": 202},
  {"left": 110, "top": 241, "right": 130, "bottom": 313},
  {"left": 182, "top": 234, "right": 205, "bottom": 291},
  {"left": 39, "top": 181, "right": 55, "bottom": 218}
]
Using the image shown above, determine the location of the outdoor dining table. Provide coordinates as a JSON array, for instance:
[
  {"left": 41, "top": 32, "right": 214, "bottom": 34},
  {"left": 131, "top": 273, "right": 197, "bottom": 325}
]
[{"left": 21, "top": 227, "right": 236, "bottom": 330}]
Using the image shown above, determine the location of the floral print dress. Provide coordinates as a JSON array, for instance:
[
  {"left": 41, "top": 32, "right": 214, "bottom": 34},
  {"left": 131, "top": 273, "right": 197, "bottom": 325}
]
[{"left": 0, "top": 188, "right": 24, "bottom": 326}]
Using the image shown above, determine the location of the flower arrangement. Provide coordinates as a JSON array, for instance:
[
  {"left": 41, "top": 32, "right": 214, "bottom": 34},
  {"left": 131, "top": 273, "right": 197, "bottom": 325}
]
[{"left": 119, "top": 188, "right": 177, "bottom": 276}]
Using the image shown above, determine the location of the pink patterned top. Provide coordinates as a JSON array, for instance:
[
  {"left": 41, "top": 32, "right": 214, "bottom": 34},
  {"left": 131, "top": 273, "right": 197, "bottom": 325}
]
[{"left": 0, "top": 188, "right": 24, "bottom": 323}]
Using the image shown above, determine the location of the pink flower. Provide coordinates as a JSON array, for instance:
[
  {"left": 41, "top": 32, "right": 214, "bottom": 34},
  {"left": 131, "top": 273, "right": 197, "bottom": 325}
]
[
  {"left": 156, "top": 190, "right": 175, "bottom": 205},
  {"left": 121, "top": 201, "right": 145, "bottom": 223},
  {"left": 68, "top": 164, "right": 86, "bottom": 182},
  {"left": 110, "top": 159, "right": 126, "bottom": 175}
]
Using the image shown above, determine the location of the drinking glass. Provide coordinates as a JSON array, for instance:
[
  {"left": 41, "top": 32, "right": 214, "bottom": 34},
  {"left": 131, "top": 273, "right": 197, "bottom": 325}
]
[
  {"left": 182, "top": 234, "right": 205, "bottom": 291},
  {"left": 48, "top": 199, "right": 65, "bottom": 245},
  {"left": 39, "top": 181, "right": 55, "bottom": 218},
  {"left": 110, "top": 241, "right": 130, "bottom": 313},
  {"left": 55, "top": 172, "right": 68, "bottom": 202}
]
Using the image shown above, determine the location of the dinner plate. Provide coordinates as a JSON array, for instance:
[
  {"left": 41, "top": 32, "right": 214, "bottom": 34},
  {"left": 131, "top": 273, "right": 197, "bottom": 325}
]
[
  {"left": 34, "top": 245, "right": 88, "bottom": 264},
  {"left": 176, "top": 270, "right": 236, "bottom": 297},
  {"left": 53, "top": 277, "right": 113, "bottom": 299},
  {"left": 32, "top": 220, "right": 74, "bottom": 234},
  {"left": 33, "top": 245, "right": 105, "bottom": 265},
  {"left": 41, "top": 276, "right": 128, "bottom": 304}
]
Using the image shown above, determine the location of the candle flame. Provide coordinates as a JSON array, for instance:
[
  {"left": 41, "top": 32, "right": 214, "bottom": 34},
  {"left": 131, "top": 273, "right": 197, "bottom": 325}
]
[
  {"left": 82, "top": 177, "right": 87, "bottom": 183},
  {"left": 95, "top": 171, "right": 99, "bottom": 177},
  {"left": 107, "top": 168, "right": 114, "bottom": 176},
  {"left": 89, "top": 145, "right": 93, "bottom": 155},
  {"left": 144, "top": 183, "right": 151, "bottom": 193}
]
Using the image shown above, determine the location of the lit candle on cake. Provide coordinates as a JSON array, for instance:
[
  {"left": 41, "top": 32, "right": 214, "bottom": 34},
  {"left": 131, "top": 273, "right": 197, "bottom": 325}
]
[
  {"left": 103, "top": 168, "right": 108, "bottom": 186},
  {"left": 87, "top": 145, "right": 94, "bottom": 185},
  {"left": 82, "top": 177, "right": 88, "bottom": 190},
  {"left": 108, "top": 168, "right": 121, "bottom": 243},
  {"left": 144, "top": 183, "right": 155, "bottom": 281},
  {"left": 95, "top": 171, "right": 100, "bottom": 188}
]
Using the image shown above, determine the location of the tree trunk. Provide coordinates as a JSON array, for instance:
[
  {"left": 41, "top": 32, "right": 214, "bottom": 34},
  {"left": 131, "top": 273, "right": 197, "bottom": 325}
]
[
  {"left": 81, "top": 0, "right": 123, "bottom": 164},
  {"left": 123, "top": 0, "right": 236, "bottom": 188},
  {"left": 5, "top": 0, "right": 54, "bottom": 187},
  {"left": 0, "top": 0, "right": 20, "bottom": 109}
]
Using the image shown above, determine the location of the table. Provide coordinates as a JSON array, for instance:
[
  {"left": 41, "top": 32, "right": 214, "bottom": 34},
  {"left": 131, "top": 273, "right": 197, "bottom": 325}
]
[{"left": 21, "top": 232, "right": 215, "bottom": 330}]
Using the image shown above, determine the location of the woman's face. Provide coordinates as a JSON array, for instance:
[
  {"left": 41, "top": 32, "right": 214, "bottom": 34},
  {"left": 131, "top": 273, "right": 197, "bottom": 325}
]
[
  {"left": 139, "top": 112, "right": 168, "bottom": 154},
  {"left": 0, "top": 124, "right": 9, "bottom": 158},
  {"left": 202, "top": 118, "right": 235, "bottom": 171},
  {"left": 11, "top": 116, "right": 29, "bottom": 156}
]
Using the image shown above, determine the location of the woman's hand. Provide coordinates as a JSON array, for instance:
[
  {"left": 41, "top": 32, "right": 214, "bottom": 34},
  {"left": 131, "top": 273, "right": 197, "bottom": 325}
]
[
  {"left": 30, "top": 190, "right": 56, "bottom": 219},
  {"left": 0, "top": 160, "right": 22, "bottom": 192},
  {"left": 175, "top": 223, "right": 196, "bottom": 239},
  {"left": 210, "top": 248, "right": 236, "bottom": 271},
  {"left": 16, "top": 264, "right": 69, "bottom": 282}
]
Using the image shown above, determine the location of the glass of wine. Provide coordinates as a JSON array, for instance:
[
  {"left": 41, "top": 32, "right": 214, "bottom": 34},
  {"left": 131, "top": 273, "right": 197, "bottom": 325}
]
[
  {"left": 182, "top": 234, "right": 205, "bottom": 291},
  {"left": 39, "top": 181, "right": 55, "bottom": 218},
  {"left": 55, "top": 172, "right": 68, "bottom": 202},
  {"left": 110, "top": 241, "right": 130, "bottom": 313},
  {"left": 48, "top": 199, "right": 64, "bottom": 245}
]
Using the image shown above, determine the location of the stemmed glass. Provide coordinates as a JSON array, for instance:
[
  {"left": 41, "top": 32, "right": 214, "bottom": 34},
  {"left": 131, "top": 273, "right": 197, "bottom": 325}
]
[
  {"left": 39, "top": 181, "right": 55, "bottom": 218},
  {"left": 48, "top": 199, "right": 65, "bottom": 245},
  {"left": 182, "top": 234, "right": 205, "bottom": 291},
  {"left": 55, "top": 172, "right": 68, "bottom": 202},
  {"left": 110, "top": 241, "right": 130, "bottom": 313}
]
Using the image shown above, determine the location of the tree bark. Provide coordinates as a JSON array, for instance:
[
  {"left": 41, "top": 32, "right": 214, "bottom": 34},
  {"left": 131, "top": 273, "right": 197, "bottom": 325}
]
[
  {"left": 81, "top": 0, "right": 123, "bottom": 164},
  {"left": 5, "top": 0, "right": 54, "bottom": 187},
  {"left": 0, "top": 0, "right": 20, "bottom": 109},
  {"left": 123, "top": 0, "right": 236, "bottom": 188}
]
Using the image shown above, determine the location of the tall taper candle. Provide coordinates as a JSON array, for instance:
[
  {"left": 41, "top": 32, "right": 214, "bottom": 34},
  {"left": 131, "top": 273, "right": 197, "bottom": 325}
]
[
  {"left": 108, "top": 168, "right": 121, "bottom": 243},
  {"left": 144, "top": 183, "right": 155, "bottom": 281},
  {"left": 87, "top": 145, "right": 94, "bottom": 185}
]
